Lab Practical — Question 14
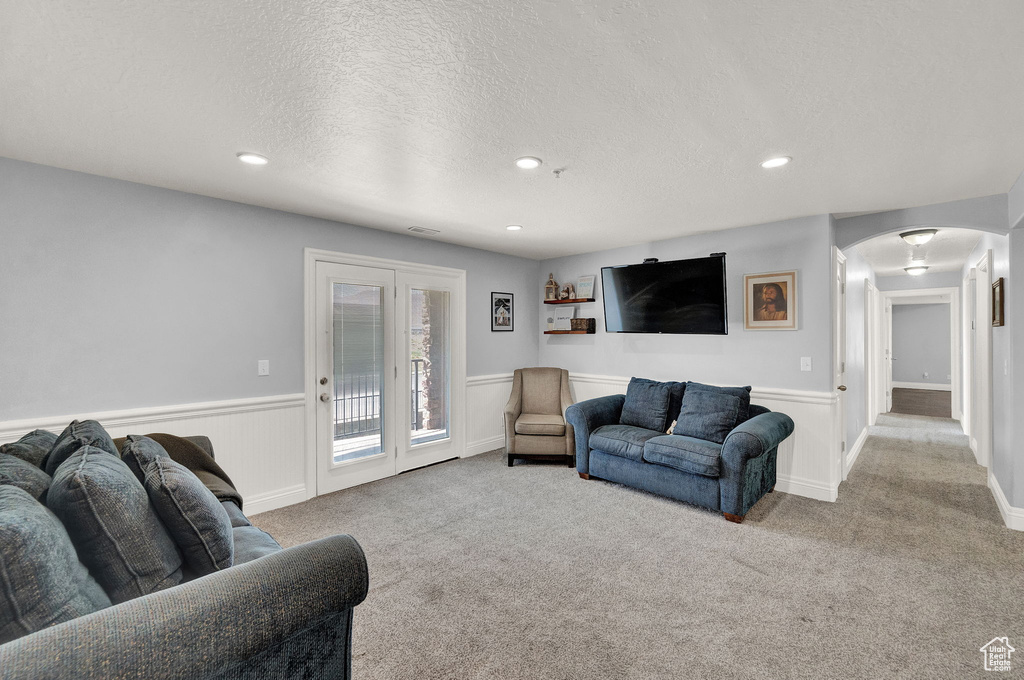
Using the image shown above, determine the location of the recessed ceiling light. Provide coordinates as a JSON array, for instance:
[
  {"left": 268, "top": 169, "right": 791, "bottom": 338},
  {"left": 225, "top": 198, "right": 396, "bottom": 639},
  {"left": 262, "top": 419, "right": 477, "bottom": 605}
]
[
  {"left": 515, "top": 156, "right": 542, "bottom": 170},
  {"left": 506, "top": 225, "right": 523, "bottom": 231},
  {"left": 236, "top": 152, "right": 269, "bottom": 165},
  {"left": 900, "top": 229, "right": 938, "bottom": 245},
  {"left": 904, "top": 266, "right": 929, "bottom": 276},
  {"left": 760, "top": 156, "right": 791, "bottom": 169}
]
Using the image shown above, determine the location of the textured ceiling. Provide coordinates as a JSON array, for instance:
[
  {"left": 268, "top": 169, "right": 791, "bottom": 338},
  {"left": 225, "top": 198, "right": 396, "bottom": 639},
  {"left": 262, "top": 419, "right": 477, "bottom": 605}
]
[
  {"left": 3, "top": 1, "right": 1024, "bottom": 260},
  {"left": 853, "top": 228, "right": 982, "bottom": 276}
]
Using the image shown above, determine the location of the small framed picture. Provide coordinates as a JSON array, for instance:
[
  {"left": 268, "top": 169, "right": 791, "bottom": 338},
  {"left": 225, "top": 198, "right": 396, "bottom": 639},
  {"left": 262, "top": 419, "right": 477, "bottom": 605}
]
[
  {"left": 992, "top": 277, "right": 1005, "bottom": 327},
  {"left": 491, "top": 292, "right": 513, "bottom": 332},
  {"left": 744, "top": 271, "right": 797, "bottom": 331},
  {"left": 576, "top": 275, "right": 596, "bottom": 299}
]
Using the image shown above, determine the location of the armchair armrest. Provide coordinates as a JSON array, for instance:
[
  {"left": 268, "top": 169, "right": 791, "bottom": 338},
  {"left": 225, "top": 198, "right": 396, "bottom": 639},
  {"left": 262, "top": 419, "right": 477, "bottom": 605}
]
[
  {"left": 0, "top": 534, "right": 369, "bottom": 680},
  {"left": 503, "top": 371, "right": 523, "bottom": 452},
  {"left": 720, "top": 412, "right": 795, "bottom": 517},
  {"left": 565, "top": 394, "right": 626, "bottom": 474}
]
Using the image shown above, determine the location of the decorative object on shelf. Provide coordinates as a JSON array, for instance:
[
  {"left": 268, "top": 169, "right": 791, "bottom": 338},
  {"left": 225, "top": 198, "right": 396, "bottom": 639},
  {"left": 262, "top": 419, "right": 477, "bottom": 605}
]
[
  {"left": 744, "top": 271, "right": 797, "bottom": 331},
  {"left": 545, "top": 274, "right": 559, "bottom": 301},
  {"left": 553, "top": 307, "right": 575, "bottom": 331},
  {"left": 570, "top": 318, "right": 596, "bottom": 333},
  {"left": 993, "top": 277, "right": 1005, "bottom": 327},
  {"left": 559, "top": 283, "right": 575, "bottom": 300},
  {"left": 546, "top": 316, "right": 555, "bottom": 331},
  {"left": 491, "top": 292, "right": 514, "bottom": 332},
  {"left": 576, "top": 275, "right": 596, "bottom": 299}
]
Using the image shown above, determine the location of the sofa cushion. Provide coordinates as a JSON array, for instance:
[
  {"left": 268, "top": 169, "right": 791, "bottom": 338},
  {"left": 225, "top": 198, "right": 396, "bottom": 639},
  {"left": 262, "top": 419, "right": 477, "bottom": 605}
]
[
  {"left": 620, "top": 378, "right": 672, "bottom": 431},
  {"left": 590, "top": 424, "right": 665, "bottom": 462},
  {"left": 123, "top": 436, "right": 233, "bottom": 576},
  {"left": 664, "top": 381, "right": 687, "bottom": 432},
  {"left": 685, "top": 382, "right": 752, "bottom": 424},
  {"left": 515, "top": 414, "right": 566, "bottom": 436},
  {"left": 0, "top": 430, "right": 57, "bottom": 469},
  {"left": 673, "top": 389, "right": 743, "bottom": 444},
  {"left": 0, "top": 454, "right": 51, "bottom": 503},
  {"left": 643, "top": 435, "right": 723, "bottom": 477},
  {"left": 47, "top": 446, "right": 184, "bottom": 604},
  {"left": 222, "top": 500, "right": 251, "bottom": 528},
  {"left": 232, "top": 525, "right": 283, "bottom": 565},
  {"left": 0, "top": 486, "right": 111, "bottom": 644},
  {"left": 44, "top": 420, "right": 119, "bottom": 477},
  {"left": 120, "top": 433, "right": 170, "bottom": 482}
]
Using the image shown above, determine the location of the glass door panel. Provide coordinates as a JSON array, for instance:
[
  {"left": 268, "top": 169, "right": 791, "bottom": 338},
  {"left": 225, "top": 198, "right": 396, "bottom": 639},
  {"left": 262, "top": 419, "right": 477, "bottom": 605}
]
[
  {"left": 410, "top": 288, "right": 450, "bottom": 446},
  {"left": 332, "top": 282, "right": 384, "bottom": 462}
]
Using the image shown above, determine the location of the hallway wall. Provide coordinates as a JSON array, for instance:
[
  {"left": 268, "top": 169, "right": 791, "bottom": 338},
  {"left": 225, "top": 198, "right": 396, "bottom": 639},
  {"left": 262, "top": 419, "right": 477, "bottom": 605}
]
[{"left": 892, "top": 304, "right": 951, "bottom": 386}]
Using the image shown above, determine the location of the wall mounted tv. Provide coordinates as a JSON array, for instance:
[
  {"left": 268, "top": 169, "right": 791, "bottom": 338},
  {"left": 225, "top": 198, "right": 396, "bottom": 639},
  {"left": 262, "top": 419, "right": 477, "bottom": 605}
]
[{"left": 601, "top": 254, "right": 728, "bottom": 334}]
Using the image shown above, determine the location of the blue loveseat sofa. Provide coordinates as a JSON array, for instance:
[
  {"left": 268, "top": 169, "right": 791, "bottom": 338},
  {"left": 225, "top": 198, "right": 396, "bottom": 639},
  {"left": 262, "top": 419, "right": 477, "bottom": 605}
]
[{"left": 565, "top": 378, "right": 795, "bottom": 522}]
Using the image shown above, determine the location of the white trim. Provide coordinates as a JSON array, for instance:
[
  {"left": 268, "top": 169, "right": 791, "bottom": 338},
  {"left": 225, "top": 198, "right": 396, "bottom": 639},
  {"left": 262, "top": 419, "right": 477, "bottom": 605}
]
[
  {"left": 246, "top": 484, "right": 308, "bottom": 516},
  {"left": 567, "top": 373, "right": 837, "bottom": 405},
  {"left": 775, "top": 475, "right": 837, "bottom": 502},
  {"left": 465, "top": 435, "right": 504, "bottom": 457},
  {"left": 467, "top": 373, "right": 515, "bottom": 387},
  {"left": 988, "top": 472, "right": 1024, "bottom": 531},
  {"left": 0, "top": 394, "right": 304, "bottom": 443},
  {"left": 892, "top": 381, "right": 953, "bottom": 392},
  {"left": 844, "top": 426, "right": 869, "bottom": 477}
]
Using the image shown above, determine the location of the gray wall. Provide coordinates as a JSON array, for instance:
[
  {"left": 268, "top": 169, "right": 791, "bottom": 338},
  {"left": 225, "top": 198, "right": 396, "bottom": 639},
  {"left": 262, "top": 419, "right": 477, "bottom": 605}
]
[
  {"left": 875, "top": 271, "right": 962, "bottom": 291},
  {"left": 0, "top": 158, "right": 540, "bottom": 421},
  {"left": 536, "top": 215, "right": 834, "bottom": 392},
  {"left": 841, "top": 246, "right": 876, "bottom": 450},
  {"left": 892, "top": 304, "right": 951, "bottom": 385}
]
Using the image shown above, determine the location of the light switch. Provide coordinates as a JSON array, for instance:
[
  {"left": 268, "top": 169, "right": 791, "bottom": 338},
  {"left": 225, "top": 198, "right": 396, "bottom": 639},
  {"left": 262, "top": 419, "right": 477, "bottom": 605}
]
[
  {"left": 258, "top": 360, "right": 270, "bottom": 376},
  {"left": 800, "top": 357, "right": 812, "bottom": 372}
]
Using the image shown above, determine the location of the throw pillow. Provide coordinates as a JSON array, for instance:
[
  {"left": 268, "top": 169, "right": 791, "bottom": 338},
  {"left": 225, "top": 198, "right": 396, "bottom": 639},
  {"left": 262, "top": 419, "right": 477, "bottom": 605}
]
[
  {"left": 0, "top": 486, "right": 111, "bottom": 644},
  {"left": 44, "top": 420, "right": 119, "bottom": 477},
  {"left": 47, "top": 446, "right": 184, "bottom": 604},
  {"left": 619, "top": 378, "right": 673, "bottom": 431},
  {"left": 123, "top": 436, "right": 233, "bottom": 575},
  {"left": 0, "top": 430, "right": 57, "bottom": 469},
  {"left": 0, "top": 454, "right": 52, "bottom": 503},
  {"left": 673, "top": 389, "right": 743, "bottom": 444},
  {"left": 685, "top": 382, "right": 752, "bottom": 424}
]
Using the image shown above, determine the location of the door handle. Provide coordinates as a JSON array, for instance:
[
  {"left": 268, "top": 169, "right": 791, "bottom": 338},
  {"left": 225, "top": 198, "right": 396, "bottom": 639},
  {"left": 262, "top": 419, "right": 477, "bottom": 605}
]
[
  {"left": 320, "top": 393, "right": 331, "bottom": 402},
  {"left": 837, "top": 385, "right": 847, "bottom": 392}
]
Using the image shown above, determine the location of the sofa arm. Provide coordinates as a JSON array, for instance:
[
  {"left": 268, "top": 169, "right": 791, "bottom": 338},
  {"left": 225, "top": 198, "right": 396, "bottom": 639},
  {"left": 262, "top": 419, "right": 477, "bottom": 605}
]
[
  {"left": 565, "top": 394, "right": 626, "bottom": 475},
  {"left": 0, "top": 534, "right": 369, "bottom": 680},
  {"left": 720, "top": 412, "right": 795, "bottom": 517}
]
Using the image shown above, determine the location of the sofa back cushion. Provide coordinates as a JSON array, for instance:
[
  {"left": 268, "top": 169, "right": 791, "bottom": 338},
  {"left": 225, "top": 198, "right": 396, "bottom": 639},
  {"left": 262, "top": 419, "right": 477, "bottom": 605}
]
[
  {"left": 122, "top": 435, "right": 234, "bottom": 575},
  {"left": 47, "top": 446, "right": 184, "bottom": 604},
  {"left": 44, "top": 420, "right": 119, "bottom": 477},
  {"left": 684, "top": 382, "right": 752, "bottom": 424},
  {"left": 619, "top": 378, "right": 672, "bottom": 431},
  {"left": 0, "top": 454, "right": 51, "bottom": 503},
  {"left": 673, "top": 390, "right": 743, "bottom": 444},
  {"left": 520, "top": 367, "right": 564, "bottom": 416},
  {"left": 0, "top": 430, "right": 57, "bottom": 469},
  {"left": 0, "top": 486, "right": 111, "bottom": 644}
]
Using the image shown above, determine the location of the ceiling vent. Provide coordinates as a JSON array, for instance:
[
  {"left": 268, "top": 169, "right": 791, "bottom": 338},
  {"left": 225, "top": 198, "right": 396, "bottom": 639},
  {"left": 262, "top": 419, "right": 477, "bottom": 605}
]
[{"left": 408, "top": 226, "right": 440, "bottom": 236}]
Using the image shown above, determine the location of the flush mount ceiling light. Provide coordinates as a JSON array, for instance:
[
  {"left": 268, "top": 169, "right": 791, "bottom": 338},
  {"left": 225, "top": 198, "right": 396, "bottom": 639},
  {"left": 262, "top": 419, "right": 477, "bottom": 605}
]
[
  {"left": 760, "top": 156, "right": 791, "bottom": 169},
  {"left": 505, "top": 225, "right": 523, "bottom": 231},
  {"left": 904, "top": 266, "right": 929, "bottom": 276},
  {"left": 899, "top": 228, "right": 937, "bottom": 245},
  {"left": 515, "top": 156, "right": 542, "bottom": 170},
  {"left": 236, "top": 152, "right": 269, "bottom": 166}
]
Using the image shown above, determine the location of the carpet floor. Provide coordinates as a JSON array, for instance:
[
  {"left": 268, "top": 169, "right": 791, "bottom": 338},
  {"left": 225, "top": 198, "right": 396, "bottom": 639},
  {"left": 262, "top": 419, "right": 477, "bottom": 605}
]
[{"left": 252, "top": 414, "right": 1024, "bottom": 679}]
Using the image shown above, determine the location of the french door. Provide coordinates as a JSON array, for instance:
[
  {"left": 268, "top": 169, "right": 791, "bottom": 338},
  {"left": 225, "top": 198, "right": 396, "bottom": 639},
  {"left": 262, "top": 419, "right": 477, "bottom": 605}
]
[{"left": 312, "top": 255, "right": 465, "bottom": 496}]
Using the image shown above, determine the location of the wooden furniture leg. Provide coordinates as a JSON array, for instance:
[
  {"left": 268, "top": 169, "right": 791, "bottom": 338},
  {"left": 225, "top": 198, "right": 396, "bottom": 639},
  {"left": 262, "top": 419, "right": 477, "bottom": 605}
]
[
  {"left": 723, "top": 512, "right": 744, "bottom": 524},
  {"left": 507, "top": 454, "right": 515, "bottom": 467},
  {"left": 578, "top": 472, "right": 590, "bottom": 480}
]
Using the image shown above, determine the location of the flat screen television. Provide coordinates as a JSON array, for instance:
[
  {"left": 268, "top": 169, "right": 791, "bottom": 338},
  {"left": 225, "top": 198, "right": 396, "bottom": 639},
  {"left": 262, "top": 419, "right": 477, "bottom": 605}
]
[{"left": 601, "top": 254, "right": 727, "bottom": 334}]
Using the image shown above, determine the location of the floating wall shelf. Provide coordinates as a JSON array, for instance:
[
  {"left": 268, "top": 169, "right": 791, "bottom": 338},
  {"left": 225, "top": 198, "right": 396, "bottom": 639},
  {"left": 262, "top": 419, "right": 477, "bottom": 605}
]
[{"left": 543, "top": 298, "right": 595, "bottom": 305}]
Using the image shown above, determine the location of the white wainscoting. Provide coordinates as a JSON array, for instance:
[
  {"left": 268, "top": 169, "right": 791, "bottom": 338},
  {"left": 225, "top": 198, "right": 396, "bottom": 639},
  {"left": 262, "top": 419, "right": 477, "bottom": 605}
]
[
  {"left": 989, "top": 472, "right": 1024, "bottom": 532},
  {"left": 0, "top": 395, "right": 306, "bottom": 515},
  {"left": 893, "top": 381, "right": 952, "bottom": 391},
  {"left": 844, "top": 426, "right": 869, "bottom": 480},
  {"left": 567, "top": 374, "right": 841, "bottom": 502},
  {"left": 465, "top": 374, "right": 514, "bottom": 456}
]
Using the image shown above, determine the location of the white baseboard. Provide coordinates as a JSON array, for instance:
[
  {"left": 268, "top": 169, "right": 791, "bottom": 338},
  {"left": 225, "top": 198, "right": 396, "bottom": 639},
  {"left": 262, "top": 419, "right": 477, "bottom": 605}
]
[
  {"left": 988, "top": 472, "right": 1024, "bottom": 531},
  {"left": 246, "top": 484, "right": 308, "bottom": 516},
  {"left": 844, "top": 427, "right": 869, "bottom": 478},
  {"left": 775, "top": 474, "right": 838, "bottom": 502},
  {"left": 892, "top": 381, "right": 952, "bottom": 391},
  {"left": 465, "top": 435, "right": 504, "bottom": 457}
]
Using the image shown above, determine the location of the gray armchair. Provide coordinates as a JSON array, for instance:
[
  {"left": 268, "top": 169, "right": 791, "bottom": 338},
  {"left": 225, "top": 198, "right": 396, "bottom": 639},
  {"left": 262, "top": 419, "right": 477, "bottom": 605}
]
[{"left": 504, "top": 367, "right": 575, "bottom": 467}]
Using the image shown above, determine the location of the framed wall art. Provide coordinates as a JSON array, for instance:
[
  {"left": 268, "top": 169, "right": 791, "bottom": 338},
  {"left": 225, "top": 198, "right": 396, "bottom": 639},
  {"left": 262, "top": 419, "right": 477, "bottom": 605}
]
[
  {"left": 744, "top": 271, "right": 797, "bottom": 331},
  {"left": 491, "top": 292, "right": 514, "bottom": 331},
  {"left": 992, "top": 277, "right": 1004, "bottom": 327}
]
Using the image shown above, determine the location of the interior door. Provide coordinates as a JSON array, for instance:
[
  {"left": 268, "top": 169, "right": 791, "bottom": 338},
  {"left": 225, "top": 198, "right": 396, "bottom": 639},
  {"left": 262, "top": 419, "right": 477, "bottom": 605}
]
[
  {"left": 974, "top": 254, "right": 992, "bottom": 468},
  {"left": 834, "top": 250, "right": 847, "bottom": 479},
  {"left": 315, "top": 261, "right": 397, "bottom": 494},
  {"left": 884, "top": 299, "right": 893, "bottom": 412}
]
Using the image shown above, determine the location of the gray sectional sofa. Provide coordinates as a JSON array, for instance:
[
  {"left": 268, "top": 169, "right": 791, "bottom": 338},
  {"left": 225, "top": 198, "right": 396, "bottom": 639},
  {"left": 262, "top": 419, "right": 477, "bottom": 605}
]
[
  {"left": 0, "top": 423, "right": 368, "bottom": 680},
  {"left": 566, "top": 378, "right": 795, "bottom": 522}
]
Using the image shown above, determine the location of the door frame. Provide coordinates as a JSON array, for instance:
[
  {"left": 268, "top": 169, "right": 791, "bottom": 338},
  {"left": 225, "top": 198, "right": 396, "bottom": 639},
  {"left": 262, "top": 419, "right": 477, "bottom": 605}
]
[
  {"left": 864, "top": 279, "right": 881, "bottom": 428},
  {"left": 971, "top": 251, "right": 993, "bottom": 467},
  {"left": 303, "top": 248, "right": 467, "bottom": 500}
]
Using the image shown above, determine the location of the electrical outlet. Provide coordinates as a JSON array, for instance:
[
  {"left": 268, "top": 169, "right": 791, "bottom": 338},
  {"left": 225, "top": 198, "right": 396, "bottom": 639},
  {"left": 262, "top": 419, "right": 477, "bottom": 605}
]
[
  {"left": 800, "top": 357, "right": 812, "bottom": 372},
  {"left": 257, "top": 360, "right": 270, "bottom": 376},
  {"left": 923, "top": 372, "right": 929, "bottom": 379}
]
